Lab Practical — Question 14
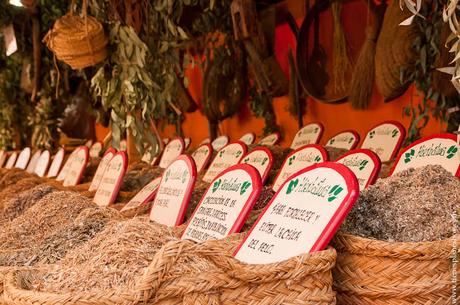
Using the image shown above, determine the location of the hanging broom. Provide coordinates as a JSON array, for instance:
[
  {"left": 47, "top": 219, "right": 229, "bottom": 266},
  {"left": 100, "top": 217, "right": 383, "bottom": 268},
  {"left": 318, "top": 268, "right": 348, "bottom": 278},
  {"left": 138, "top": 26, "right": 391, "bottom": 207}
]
[{"left": 349, "top": 1, "right": 386, "bottom": 109}]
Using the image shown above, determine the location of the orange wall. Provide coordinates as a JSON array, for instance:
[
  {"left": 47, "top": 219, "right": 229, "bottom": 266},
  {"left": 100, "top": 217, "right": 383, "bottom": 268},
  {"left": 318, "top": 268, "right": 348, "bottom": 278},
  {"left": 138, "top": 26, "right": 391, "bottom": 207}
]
[{"left": 95, "top": 0, "right": 446, "bottom": 149}]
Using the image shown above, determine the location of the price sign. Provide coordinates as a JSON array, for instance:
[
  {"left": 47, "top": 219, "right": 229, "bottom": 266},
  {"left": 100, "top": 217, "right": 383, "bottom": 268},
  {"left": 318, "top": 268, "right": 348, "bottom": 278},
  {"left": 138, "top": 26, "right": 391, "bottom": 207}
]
[
  {"left": 199, "top": 138, "right": 211, "bottom": 146},
  {"left": 336, "top": 149, "right": 381, "bottom": 190},
  {"left": 26, "top": 150, "right": 42, "bottom": 173},
  {"left": 85, "top": 139, "right": 93, "bottom": 147},
  {"left": 93, "top": 152, "right": 128, "bottom": 206},
  {"left": 272, "top": 145, "right": 328, "bottom": 192},
  {"left": 149, "top": 155, "right": 197, "bottom": 226},
  {"left": 89, "top": 142, "right": 103, "bottom": 158},
  {"left": 56, "top": 148, "right": 80, "bottom": 181},
  {"left": 119, "top": 139, "right": 127, "bottom": 151},
  {"left": 34, "top": 150, "right": 51, "bottom": 177},
  {"left": 203, "top": 142, "right": 247, "bottom": 183},
  {"left": 47, "top": 148, "right": 65, "bottom": 178},
  {"left": 240, "top": 133, "right": 256, "bottom": 145},
  {"left": 184, "top": 138, "right": 191, "bottom": 149},
  {"left": 163, "top": 138, "right": 170, "bottom": 145},
  {"left": 121, "top": 177, "right": 162, "bottom": 212},
  {"left": 88, "top": 148, "right": 116, "bottom": 191},
  {"left": 240, "top": 147, "right": 274, "bottom": 184},
  {"left": 159, "top": 138, "right": 185, "bottom": 168},
  {"left": 325, "top": 130, "right": 360, "bottom": 150},
  {"left": 191, "top": 144, "right": 213, "bottom": 173},
  {"left": 391, "top": 134, "right": 460, "bottom": 177},
  {"left": 258, "top": 132, "right": 281, "bottom": 146},
  {"left": 212, "top": 135, "right": 230, "bottom": 151},
  {"left": 182, "top": 164, "right": 262, "bottom": 242},
  {"left": 4, "top": 152, "right": 17, "bottom": 169},
  {"left": 361, "top": 121, "right": 405, "bottom": 162},
  {"left": 290, "top": 123, "right": 324, "bottom": 149},
  {"left": 0, "top": 150, "right": 6, "bottom": 168},
  {"left": 234, "top": 162, "right": 359, "bottom": 264},
  {"left": 63, "top": 146, "right": 89, "bottom": 187},
  {"left": 15, "top": 147, "right": 31, "bottom": 169}
]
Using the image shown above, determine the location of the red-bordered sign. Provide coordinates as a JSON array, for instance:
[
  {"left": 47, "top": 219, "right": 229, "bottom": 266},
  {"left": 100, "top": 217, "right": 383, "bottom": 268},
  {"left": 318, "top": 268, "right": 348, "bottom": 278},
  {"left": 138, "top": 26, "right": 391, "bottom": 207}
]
[
  {"left": 34, "top": 150, "right": 51, "bottom": 177},
  {"left": 290, "top": 122, "right": 324, "bottom": 149},
  {"left": 191, "top": 143, "right": 213, "bottom": 173},
  {"left": 240, "top": 146, "right": 274, "bottom": 184},
  {"left": 184, "top": 138, "right": 192, "bottom": 149},
  {"left": 361, "top": 120, "right": 406, "bottom": 162},
  {"left": 325, "top": 130, "right": 360, "bottom": 150},
  {"left": 88, "top": 149, "right": 116, "bottom": 191},
  {"left": 150, "top": 155, "right": 197, "bottom": 226},
  {"left": 121, "top": 176, "right": 162, "bottom": 212},
  {"left": 63, "top": 145, "right": 89, "bottom": 187},
  {"left": 258, "top": 132, "right": 281, "bottom": 146},
  {"left": 239, "top": 133, "right": 256, "bottom": 145},
  {"left": 272, "top": 144, "right": 329, "bottom": 192},
  {"left": 26, "top": 150, "right": 42, "bottom": 173},
  {"left": 211, "top": 135, "right": 230, "bottom": 151},
  {"left": 390, "top": 133, "right": 460, "bottom": 177},
  {"left": 93, "top": 151, "right": 128, "bottom": 206},
  {"left": 159, "top": 137, "right": 185, "bottom": 169},
  {"left": 15, "top": 147, "right": 31, "bottom": 169},
  {"left": 234, "top": 162, "right": 359, "bottom": 264},
  {"left": 47, "top": 147, "right": 65, "bottom": 178},
  {"left": 203, "top": 141, "right": 248, "bottom": 183},
  {"left": 336, "top": 149, "right": 381, "bottom": 190},
  {"left": 199, "top": 137, "right": 211, "bottom": 146},
  {"left": 56, "top": 147, "right": 80, "bottom": 181},
  {"left": 4, "top": 152, "right": 17, "bottom": 169},
  {"left": 182, "top": 163, "right": 262, "bottom": 242},
  {"left": 89, "top": 142, "right": 103, "bottom": 158}
]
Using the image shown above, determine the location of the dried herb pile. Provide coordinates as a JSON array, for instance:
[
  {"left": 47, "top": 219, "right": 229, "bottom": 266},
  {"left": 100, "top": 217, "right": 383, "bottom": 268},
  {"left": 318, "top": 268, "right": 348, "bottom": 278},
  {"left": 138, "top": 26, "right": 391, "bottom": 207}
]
[
  {"left": 341, "top": 165, "right": 460, "bottom": 242},
  {"left": 0, "top": 169, "right": 36, "bottom": 191},
  {"left": 0, "top": 177, "right": 43, "bottom": 211},
  {"left": 34, "top": 218, "right": 178, "bottom": 293},
  {"left": 1, "top": 185, "right": 56, "bottom": 222},
  {"left": 324, "top": 147, "right": 348, "bottom": 161},
  {"left": 0, "top": 191, "right": 95, "bottom": 249},
  {"left": 0, "top": 206, "right": 121, "bottom": 266}
]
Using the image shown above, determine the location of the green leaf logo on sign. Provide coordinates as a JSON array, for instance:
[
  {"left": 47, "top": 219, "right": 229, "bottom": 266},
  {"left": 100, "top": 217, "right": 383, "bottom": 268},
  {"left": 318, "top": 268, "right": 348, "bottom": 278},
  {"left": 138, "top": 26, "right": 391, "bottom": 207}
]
[
  {"left": 348, "top": 138, "right": 353, "bottom": 143},
  {"left": 329, "top": 139, "right": 335, "bottom": 144},
  {"left": 235, "top": 151, "right": 242, "bottom": 158},
  {"left": 359, "top": 160, "right": 368, "bottom": 170},
  {"left": 182, "top": 170, "right": 188, "bottom": 183},
  {"left": 404, "top": 149, "right": 416, "bottom": 163},
  {"left": 219, "top": 150, "right": 225, "bottom": 157},
  {"left": 369, "top": 130, "right": 376, "bottom": 139},
  {"left": 288, "top": 155, "right": 296, "bottom": 165},
  {"left": 447, "top": 145, "right": 457, "bottom": 159},
  {"left": 240, "top": 181, "right": 251, "bottom": 195},
  {"left": 212, "top": 179, "right": 222, "bottom": 193},
  {"left": 165, "top": 170, "right": 170, "bottom": 182},
  {"left": 261, "top": 157, "right": 268, "bottom": 166},
  {"left": 392, "top": 129, "right": 399, "bottom": 138},
  {"left": 328, "top": 185, "right": 343, "bottom": 202},
  {"left": 286, "top": 178, "right": 299, "bottom": 195},
  {"left": 314, "top": 155, "right": 321, "bottom": 162},
  {"left": 243, "top": 157, "right": 250, "bottom": 163}
]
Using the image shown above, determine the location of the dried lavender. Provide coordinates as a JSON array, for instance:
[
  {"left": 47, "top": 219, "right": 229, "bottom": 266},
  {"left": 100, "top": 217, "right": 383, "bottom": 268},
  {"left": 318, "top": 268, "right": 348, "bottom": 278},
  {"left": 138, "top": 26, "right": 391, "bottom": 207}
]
[{"left": 341, "top": 165, "right": 460, "bottom": 242}]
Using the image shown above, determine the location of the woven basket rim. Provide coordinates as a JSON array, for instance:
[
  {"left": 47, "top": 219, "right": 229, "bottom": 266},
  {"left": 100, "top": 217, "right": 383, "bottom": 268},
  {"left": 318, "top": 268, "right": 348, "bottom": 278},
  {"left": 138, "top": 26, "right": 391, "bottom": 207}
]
[
  {"left": 334, "top": 233, "right": 459, "bottom": 259},
  {"left": 4, "top": 239, "right": 336, "bottom": 305}
]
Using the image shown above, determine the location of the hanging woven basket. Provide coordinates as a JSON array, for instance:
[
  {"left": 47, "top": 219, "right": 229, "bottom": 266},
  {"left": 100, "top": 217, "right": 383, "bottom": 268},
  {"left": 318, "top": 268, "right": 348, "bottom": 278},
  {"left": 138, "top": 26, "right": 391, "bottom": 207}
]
[{"left": 43, "top": 0, "right": 108, "bottom": 70}]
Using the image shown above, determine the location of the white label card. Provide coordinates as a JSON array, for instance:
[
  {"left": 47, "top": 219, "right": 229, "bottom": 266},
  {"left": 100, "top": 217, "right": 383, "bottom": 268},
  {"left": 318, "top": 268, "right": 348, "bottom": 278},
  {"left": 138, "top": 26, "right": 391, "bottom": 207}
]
[
  {"left": 212, "top": 135, "right": 229, "bottom": 151},
  {"left": 290, "top": 123, "right": 323, "bottom": 149},
  {"left": 199, "top": 138, "right": 211, "bottom": 146},
  {"left": 94, "top": 152, "right": 127, "bottom": 206},
  {"left": 34, "top": 150, "right": 51, "bottom": 177},
  {"left": 89, "top": 142, "right": 103, "bottom": 158},
  {"left": 240, "top": 147, "right": 274, "bottom": 184},
  {"left": 325, "top": 131, "right": 359, "bottom": 150},
  {"left": 392, "top": 134, "right": 460, "bottom": 177},
  {"left": 234, "top": 163, "right": 359, "bottom": 264},
  {"left": 258, "top": 133, "right": 280, "bottom": 146},
  {"left": 119, "top": 139, "right": 127, "bottom": 151},
  {"left": 361, "top": 121, "right": 405, "bottom": 162},
  {"left": 88, "top": 150, "right": 115, "bottom": 191},
  {"left": 150, "top": 155, "right": 197, "bottom": 226},
  {"left": 63, "top": 147, "right": 89, "bottom": 187},
  {"left": 56, "top": 148, "right": 79, "bottom": 181},
  {"left": 182, "top": 164, "right": 262, "bottom": 242},
  {"left": 26, "top": 150, "right": 42, "bottom": 173},
  {"left": 47, "top": 148, "right": 65, "bottom": 178},
  {"left": 0, "top": 150, "right": 6, "bottom": 168},
  {"left": 191, "top": 144, "right": 213, "bottom": 173},
  {"left": 240, "top": 133, "right": 255, "bottom": 145},
  {"left": 15, "top": 147, "right": 31, "bottom": 169},
  {"left": 5, "top": 152, "right": 17, "bottom": 169},
  {"left": 159, "top": 138, "right": 185, "bottom": 169},
  {"left": 184, "top": 138, "right": 191, "bottom": 149},
  {"left": 121, "top": 177, "right": 162, "bottom": 212},
  {"left": 203, "top": 142, "right": 247, "bottom": 183},
  {"left": 336, "top": 149, "right": 381, "bottom": 190},
  {"left": 272, "top": 145, "right": 327, "bottom": 192}
]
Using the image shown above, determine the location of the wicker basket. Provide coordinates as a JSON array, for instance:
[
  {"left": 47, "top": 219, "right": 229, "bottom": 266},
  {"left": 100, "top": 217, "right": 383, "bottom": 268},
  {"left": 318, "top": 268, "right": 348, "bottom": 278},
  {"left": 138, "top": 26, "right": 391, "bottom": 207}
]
[
  {"left": 43, "top": 0, "right": 108, "bottom": 70},
  {"left": 332, "top": 233, "right": 459, "bottom": 304},
  {"left": 4, "top": 234, "right": 337, "bottom": 305}
]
